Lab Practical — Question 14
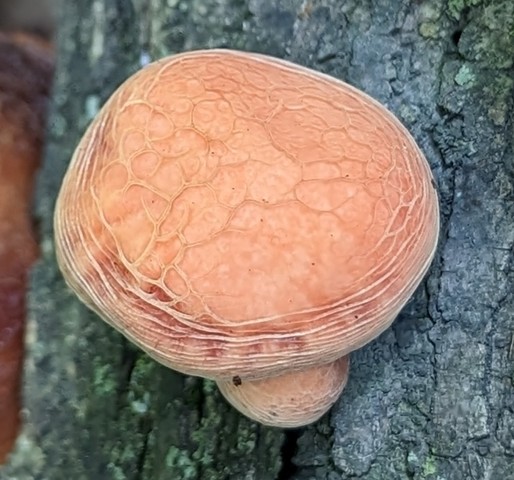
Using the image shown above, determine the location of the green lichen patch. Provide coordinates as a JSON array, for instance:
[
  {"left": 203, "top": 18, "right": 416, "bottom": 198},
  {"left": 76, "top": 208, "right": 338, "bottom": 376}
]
[
  {"left": 454, "top": 64, "right": 475, "bottom": 86},
  {"left": 419, "top": 22, "right": 440, "bottom": 39},
  {"left": 483, "top": 74, "right": 514, "bottom": 126},
  {"left": 419, "top": 1, "right": 443, "bottom": 39},
  {"left": 446, "top": 0, "right": 482, "bottom": 19},
  {"left": 164, "top": 446, "right": 198, "bottom": 480},
  {"left": 422, "top": 456, "right": 438, "bottom": 477},
  {"left": 458, "top": 2, "right": 514, "bottom": 69}
]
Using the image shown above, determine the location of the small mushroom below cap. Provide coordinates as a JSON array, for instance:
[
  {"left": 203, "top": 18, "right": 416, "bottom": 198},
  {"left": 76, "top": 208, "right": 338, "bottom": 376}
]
[{"left": 217, "top": 356, "right": 350, "bottom": 428}]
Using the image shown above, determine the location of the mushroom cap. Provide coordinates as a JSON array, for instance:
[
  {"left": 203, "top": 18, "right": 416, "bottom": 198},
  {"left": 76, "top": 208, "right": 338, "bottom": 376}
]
[
  {"left": 217, "top": 356, "right": 350, "bottom": 428},
  {"left": 54, "top": 49, "right": 439, "bottom": 381}
]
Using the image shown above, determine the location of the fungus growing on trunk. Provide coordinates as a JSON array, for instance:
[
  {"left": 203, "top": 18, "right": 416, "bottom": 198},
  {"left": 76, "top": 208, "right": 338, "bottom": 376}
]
[{"left": 54, "top": 49, "right": 439, "bottom": 427}]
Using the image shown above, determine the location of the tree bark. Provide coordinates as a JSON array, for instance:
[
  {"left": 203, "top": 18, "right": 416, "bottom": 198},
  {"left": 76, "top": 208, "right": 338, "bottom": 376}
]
[{"left": 1, "top": 0, "right": 513, "bottom": 479}]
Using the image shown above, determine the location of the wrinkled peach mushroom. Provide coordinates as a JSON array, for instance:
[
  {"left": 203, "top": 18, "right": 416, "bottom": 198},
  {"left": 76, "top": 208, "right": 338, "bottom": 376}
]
[{"left": 54, "top": 49, "right": 439, "bottom": 428}]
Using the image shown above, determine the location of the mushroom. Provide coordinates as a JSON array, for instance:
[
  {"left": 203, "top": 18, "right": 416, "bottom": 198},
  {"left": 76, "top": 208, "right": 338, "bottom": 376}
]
[
  {"left": 0, "top": 32, "right": 53, "bottom": 462},
  {"left": 217, "top": 356, "right": 350, "bottom": 427},
  {"left": 54, "top": 49, "right": 439, "bottom": 427}
]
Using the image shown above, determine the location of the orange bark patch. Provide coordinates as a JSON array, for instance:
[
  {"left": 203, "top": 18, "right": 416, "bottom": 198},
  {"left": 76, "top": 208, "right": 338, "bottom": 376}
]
[{"left": 0, "top": 32, "right": 53, "bottom": 464}]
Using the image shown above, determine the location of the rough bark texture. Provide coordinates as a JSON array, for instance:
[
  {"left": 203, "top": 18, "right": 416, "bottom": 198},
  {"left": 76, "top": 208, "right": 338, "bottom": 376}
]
[{"left": 1, "top": 0, "right": 513, "bottom": 479}]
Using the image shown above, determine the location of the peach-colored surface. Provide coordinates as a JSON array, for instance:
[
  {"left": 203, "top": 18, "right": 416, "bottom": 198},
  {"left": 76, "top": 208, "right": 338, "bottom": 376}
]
[
  {"left": 217, "top": 356, "right": 349, "bottom": 427},
  {"left": 0, "top": 32, "right": 53, "bottom": 463},
  {"left": 55, "top": 50, "right": 439, "bottom": 382}
]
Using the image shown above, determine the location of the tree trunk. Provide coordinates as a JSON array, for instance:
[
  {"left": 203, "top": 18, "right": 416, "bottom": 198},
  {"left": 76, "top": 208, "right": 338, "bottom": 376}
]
[{"left": 2, "top": 0, "right": 513, "bottom": 479}]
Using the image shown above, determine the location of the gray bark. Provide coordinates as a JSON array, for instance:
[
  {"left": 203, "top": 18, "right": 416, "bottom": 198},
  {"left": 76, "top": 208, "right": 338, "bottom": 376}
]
[{"left": 1, "top": 0, "right": 513, "bottom": 479}]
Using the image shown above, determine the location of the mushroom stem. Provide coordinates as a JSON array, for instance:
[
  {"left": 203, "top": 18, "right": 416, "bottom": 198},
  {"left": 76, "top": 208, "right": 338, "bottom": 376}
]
[{"left": 216, "top": 356, "right": 350, "bottom": 428}]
